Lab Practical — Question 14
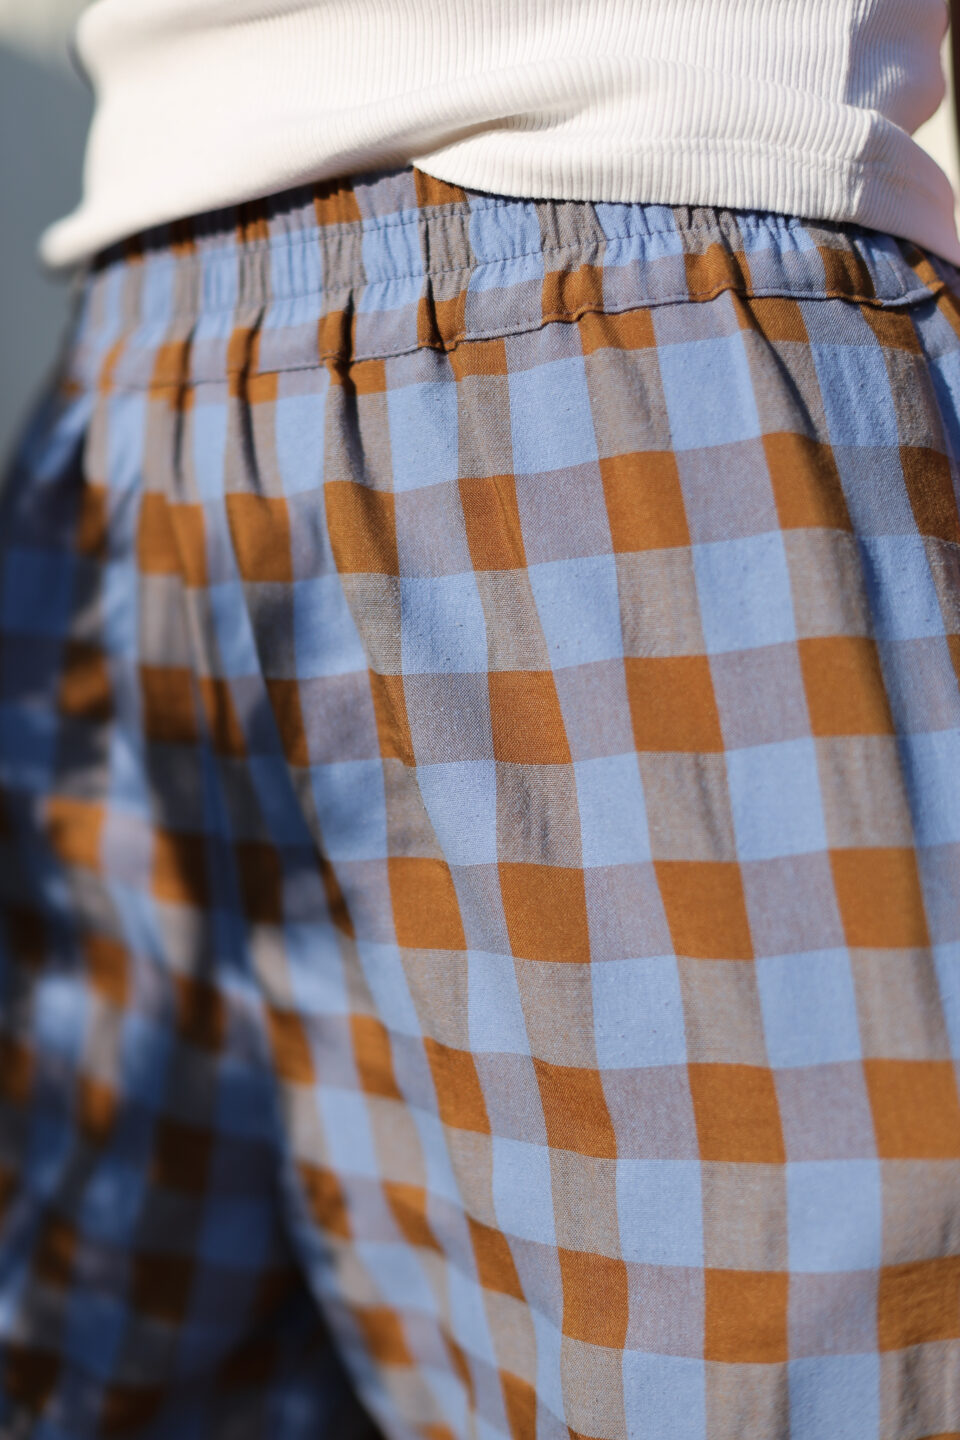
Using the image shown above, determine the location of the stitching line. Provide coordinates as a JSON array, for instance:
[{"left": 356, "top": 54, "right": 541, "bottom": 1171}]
[
  {"left": 85, "top": 232, "right": 926, "bottom": 325},
  {"left": 69, "top": 277, "right": 946, "bottom": 394}
]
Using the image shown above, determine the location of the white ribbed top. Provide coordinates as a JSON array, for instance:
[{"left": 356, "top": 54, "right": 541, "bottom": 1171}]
[{"left": 41, "top": 0, "right": 960, "bottom": 268}]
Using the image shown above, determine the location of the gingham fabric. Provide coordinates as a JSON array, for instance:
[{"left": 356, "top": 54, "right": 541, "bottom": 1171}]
[{"left": 1, "top": 165, "right": 960, "bottom": 1440}]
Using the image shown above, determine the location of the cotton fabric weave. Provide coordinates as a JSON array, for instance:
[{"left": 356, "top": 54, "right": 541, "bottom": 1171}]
[{"left": 2, "top": 165, "right": 960, "bottom": 1439}]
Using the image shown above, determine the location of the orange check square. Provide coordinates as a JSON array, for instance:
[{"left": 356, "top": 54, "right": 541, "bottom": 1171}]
[
  {"left": 225, "top": 493, "right": 293, "bottom": 583},
  {"left": 865, "top": 1059, "right": 960, "bottom": 1159},
  {"left": 265, "top": 678, "right": 309, "bottom": 767},
  {"left": 764, "top": 432, "right": 851, "bottom": 532},
  {"left": 168, "top": 502, "right": 208, "bottom": 587},
  {"left": 197, "top": 676, "right": 247, "bottom": 756},
  {"left": 58, "top": 642, "right": 112, "bottom": 723},
  {"left": 151, "top": 829, "right": 209, "bottom": 908},
  {"left": 578, "top": 307, "right": 656, "bottom": 354},
  {"left": 0, "top": 1037, "right": 32, "bottom": 1105},
  {"left": 152, "top": 1119, "right": 211, "bottom": 1193},
  {"left": 85, "top": 935, "right": 129, "bottom": 1008},
  {"left": 900, "top": 445, "right": 960, "bottom": 546},
  {"left": 137, "top": 491, "right": 179, "bottom": 575},
  {"left": 542, "top": 262, "right": 605, "bottom": 322},
  {"left": 705, "top": 1269, "right": 788, "bottom": 1363},
  {"left": 799, "top": 637, "right": 894, "bottom": 736},
  {"left": 625, "top": 656, "right": 723, "bottom": 753},
  {"left": 386, "top": 1183, "right": 441, "bottom": 1252},
  {"left": 4, "top": 1345, "right": 61, "bottom": 1413},
  {"left": 131, "top": 1254, "right": 194, "bottom": 1325},
  {"left": 352, "top": 1014, "right": 403, "bottom": 1101},
  {"left": 489, "top": 671, "right": 571, "bottom": 765},
  {"left": 77, "top": 483, "right": 109, "bottom": 559},
  {"left": 502, "top": 1374, "right": 538, "bottom": 1438},
  {"left": 355, "top": 1307, "right": 411, "bottom": 1366},
  {"left": 34, "top": 1218, "right": 75, "bottom": 1291},
  {"left": 298, "top": 1163, "right": 352, "bottom": 1239},
  {"left": 878, "top": 1255, "right": 960, "bottom": 1351},
  {"left": 468, "top": 1217, "right": 524, "bottom": 1298},
  {"left": 389, "top": 857, "right": 466, "bottom": 951},
  {"left": 46, "top": 797, "right": 104, "bottom": 872},
  {"left": 424, "top": 1039, "right": 490, "bottom": 1133},
  {"left": 460, "top": 475, "right": 527, "bottom": 572},
  {"left": 655, "top": 861, "right": 753, "bottom": 959},
  {"left": 534, "top": 1059, "right": 617, "bottom": 1158},
  {"left": 325, "top": 482, "right": 398, "bottom": 574},
  {"left": 499, "top": 863, "right": 590, "bottom": 963},
  {"left": 830, "top": 847, "right": 930, "bottom": 949},
  {"left": 172, "top": 974, "right": 226, "bottom": 1052},
  {"left": 689, "top": 1063, "right": 784, "bottom": 1163},
  {"left": 368, "top": 671, "right": 413, "bottom": 762},
  {"left": 559, "top": 1249, "right": 629, "bottom": 1348},
  {"left": 265, "top": 1007, "right": 314, "bottom": 1086},
  {"left": 235, "top": 841, "right": 284, "bottom": 925},
  {"left": 601, "top": 452, "right": 690, "bottom": 553},
  {"left": 77, "top": 1076, "right": 116, "bottom": 1138},
  {"left": 140, "top": 666, "right": 198, "bottom": 746}
]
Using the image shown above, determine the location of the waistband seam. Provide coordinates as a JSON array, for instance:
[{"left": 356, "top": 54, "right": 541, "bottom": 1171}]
[
  {"left": 72, "top": 276, "right": 946, "bottom": 395},
  {"left": 85, "top": 229, "right": 939, "bottom": 325}
]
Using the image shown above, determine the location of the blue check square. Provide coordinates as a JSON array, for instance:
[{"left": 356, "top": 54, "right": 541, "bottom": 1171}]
[
  {"left": 529, "top": 554, "right": 624, "bottom": 668},
  {"left": 492, "top": 1137, "right": 555, "bottom": 1244},
  {"left": 694, "top": 532, "right": 796, "bottom": 652},
  {"left": 814, "top": 343, "right": 898, "bottom": 447},
  {"left": 64, "top": 1294, "right": 126, "bottom": 1380},
  {"left": 199, "top": 1198, "right": 272, "bottom": 1270},
  {"left": 190, "top": 397, "right": 228, "bottom": 500},
  {"left": 658, "top": 333, "right": 761, "bottom": 450},
  {"left": 2, "top": 548, "right": 75, "bottom": 637},
  {"left": 467, "top": 950, "right": 530, "bottom": 1054},
  {"left": 319, "top": 1087, "right": 380, "bottom": 1179},
  {"left": 387, "top": 382, "right": 459, "bottom": 490},
  {"left": 623, "top": 1352, "right": 706, "bottom": 1440},
  {"left": 356, "top": 939, "right": 422, "bottom": 1037},
  {"left": 0, "top": 703, "right": 56, "bottom": 793},
  {"left": 861, "top": 534, "right": 946, "bottom": 640},
  {"left": 360, "top": 212, "right": 423, "bottom": 309},
  {"left": 617, "top": 1158, "right": 704, "bottom": 1265},
  {"left": 593, "top": 955, "right": 686, "bottom": 1067},
  {"left": 787, "top": 1160, "right": 883, "bottom": 1272},
  {"left": 417, "top": 760, "right": 497, "bottom": 866},
  {"left": 275, "top": 389, "right": 327, "bottom": 495},
  {"left": 311, "top": 759, "right": 387, "bottom": 862},
  {"left": 727, "top": 738, "right": 827, "bottom": 860},
  {"left": 469, "top": 200, "right": 545, "bottom": 292},
  {"left": 293, "top": 574, "right": 366, "bottom": 678},
  {"left": 575, "top": 754, "right": 651, "bottom": 867},
  {"left": 106, "top": 391, "right": 148, "bottom": 492},
  {"left": 788, "top": 1356, "right": 880, "bottom": 1440},
  {"left": 757, "top": 949, "right": 861, "bottom": 1068},
  {"left": 399, "top": 574, "right": 487, "bottom": 673},
  {"left": 898, "top": 730, "right": 960, "bottom": 846},
  {"left": 356, "top": 1241, "right": 436, "bottom": 1315},
  {"left": 509, "top": 356, "right": 598, "bottom": 474},
  {"left": 285, "top": 926, "right": 350, "bottom": 1016}
]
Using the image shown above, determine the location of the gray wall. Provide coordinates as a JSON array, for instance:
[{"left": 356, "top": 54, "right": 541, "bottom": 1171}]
[{"left": 0, "top": 41, "right": 92, "bottom": 466}]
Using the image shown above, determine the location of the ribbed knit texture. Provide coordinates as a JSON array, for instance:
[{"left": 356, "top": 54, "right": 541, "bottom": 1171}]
[{"left": 41, "top": 0, "right": 960, "bottom": 268}]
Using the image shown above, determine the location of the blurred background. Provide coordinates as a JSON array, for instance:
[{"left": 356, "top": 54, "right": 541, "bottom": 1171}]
[
  {"left": 1, "top": 0, "right": 959, "bottom": 467},
  {"left": 0, "top": 0, "right": 90, "bottom": 465}
]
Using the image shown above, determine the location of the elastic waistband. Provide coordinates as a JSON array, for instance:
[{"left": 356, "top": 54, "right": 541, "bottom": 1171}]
[{"left": 68, "top": 165, "right": 954, "bottom": 390}]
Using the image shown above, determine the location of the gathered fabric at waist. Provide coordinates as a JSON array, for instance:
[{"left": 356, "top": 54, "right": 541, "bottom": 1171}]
[{"left": 65, "top": 167, "right": 955, "bottom": 397}]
